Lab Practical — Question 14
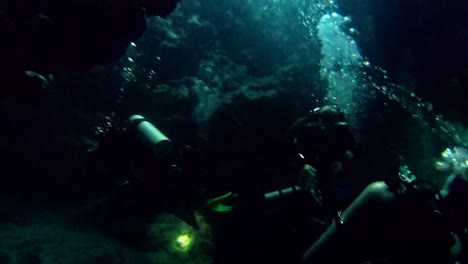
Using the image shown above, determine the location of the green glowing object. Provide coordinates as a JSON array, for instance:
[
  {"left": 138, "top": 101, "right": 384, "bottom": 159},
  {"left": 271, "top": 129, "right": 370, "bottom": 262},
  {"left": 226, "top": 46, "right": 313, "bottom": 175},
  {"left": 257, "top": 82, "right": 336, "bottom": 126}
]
[
  {"left": 212, "top": 204, "right": 233, "bottom": 212},
  {"left": 176, "top": 234, "right": 193, "bottom": 250}
]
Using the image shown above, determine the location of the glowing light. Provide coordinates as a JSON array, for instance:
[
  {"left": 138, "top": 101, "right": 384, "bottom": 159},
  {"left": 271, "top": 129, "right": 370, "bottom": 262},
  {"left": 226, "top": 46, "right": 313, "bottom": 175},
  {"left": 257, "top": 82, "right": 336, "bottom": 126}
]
[{"left": 176, "top": 234, "right": 193, "bottom": 250}]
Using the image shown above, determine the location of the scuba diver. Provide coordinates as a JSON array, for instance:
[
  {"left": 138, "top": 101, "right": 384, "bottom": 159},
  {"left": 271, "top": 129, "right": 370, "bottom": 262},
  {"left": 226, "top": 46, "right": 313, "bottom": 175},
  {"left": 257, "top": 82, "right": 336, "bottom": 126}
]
[
  {"left": 303, "top": 160, "right": 468, "bottom": 264},
  {"left": 85, "top": 114, "right": 174, "bottom": 191},
  {"left": 83, "top": 114, "right": 202, "bottom": 227},
  {"left": 286, "top": 105, "right": 359, "bottom": 220},
  {"left": 205, "top": 106, "right": 358, "bottom": 214},
  {"left": 206, "top": 105, "right": 360, "bottom": 223}
]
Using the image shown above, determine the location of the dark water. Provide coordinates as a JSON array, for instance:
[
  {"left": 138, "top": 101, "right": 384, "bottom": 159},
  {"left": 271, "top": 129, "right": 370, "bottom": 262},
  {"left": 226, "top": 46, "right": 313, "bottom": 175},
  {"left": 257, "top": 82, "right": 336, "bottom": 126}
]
[{"left": 0, "top": 0, "right": 467, "bottom": 263}]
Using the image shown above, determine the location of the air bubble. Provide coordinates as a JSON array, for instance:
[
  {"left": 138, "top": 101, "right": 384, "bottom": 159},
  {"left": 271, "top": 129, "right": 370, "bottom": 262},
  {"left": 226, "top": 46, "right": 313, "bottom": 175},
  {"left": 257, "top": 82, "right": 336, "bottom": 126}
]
[{"left": 349, "top": 28, "right": 358, "bottom": 35}]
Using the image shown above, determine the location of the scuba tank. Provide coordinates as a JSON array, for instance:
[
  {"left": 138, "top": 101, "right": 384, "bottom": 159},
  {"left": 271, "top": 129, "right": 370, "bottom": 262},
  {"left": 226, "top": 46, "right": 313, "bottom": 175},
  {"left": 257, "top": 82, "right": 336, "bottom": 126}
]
[{"left": 128, "top": 114, "right": 173, "bottom": 160}]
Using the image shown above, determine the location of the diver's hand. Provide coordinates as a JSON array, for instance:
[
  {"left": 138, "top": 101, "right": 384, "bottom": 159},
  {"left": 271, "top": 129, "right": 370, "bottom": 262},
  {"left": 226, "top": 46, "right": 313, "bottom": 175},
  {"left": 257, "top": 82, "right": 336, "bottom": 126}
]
[{"left": 299, "top": 164, "right": 322, "bottom": 207}]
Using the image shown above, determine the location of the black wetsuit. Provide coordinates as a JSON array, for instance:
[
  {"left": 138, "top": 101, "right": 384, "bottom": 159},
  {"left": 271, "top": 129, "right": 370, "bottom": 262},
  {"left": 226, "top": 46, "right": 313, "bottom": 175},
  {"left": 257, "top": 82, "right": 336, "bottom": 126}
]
[{"left": 288, "top": 112, "right": 359, "bottom": 215}]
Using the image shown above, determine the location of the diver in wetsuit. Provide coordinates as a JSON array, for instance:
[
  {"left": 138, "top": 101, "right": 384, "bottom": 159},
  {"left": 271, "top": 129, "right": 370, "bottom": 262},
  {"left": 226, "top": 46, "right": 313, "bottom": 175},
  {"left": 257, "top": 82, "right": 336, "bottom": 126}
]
[
  {"left": 84, "top": 114, "right": 201, "bottom": 213},
  {"left": 207, "top": 106, "right": 359, "bottom": 214},
  {"left": 287, "top": 105, "right": 359, "bottom": 218},
  {"left": 303, "top": 165, "right": 468, "bottom": 264}
]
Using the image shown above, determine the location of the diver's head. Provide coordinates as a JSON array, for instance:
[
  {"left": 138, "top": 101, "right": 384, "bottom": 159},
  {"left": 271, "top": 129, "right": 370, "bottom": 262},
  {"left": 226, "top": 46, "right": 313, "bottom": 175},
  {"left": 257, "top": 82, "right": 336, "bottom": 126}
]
[
  {"left": 318, "top": 105, "right": 345, "bottom": 124},
  {"left": 141, "top": 0, "right": 181, "bottom": 16}
]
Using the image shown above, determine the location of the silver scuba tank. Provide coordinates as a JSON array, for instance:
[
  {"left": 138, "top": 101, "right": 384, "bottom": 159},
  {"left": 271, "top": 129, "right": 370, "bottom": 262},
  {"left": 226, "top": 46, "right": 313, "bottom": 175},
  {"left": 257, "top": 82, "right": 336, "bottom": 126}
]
[{"left": 129, "top": 114, "right": 173, "bottom": 159}]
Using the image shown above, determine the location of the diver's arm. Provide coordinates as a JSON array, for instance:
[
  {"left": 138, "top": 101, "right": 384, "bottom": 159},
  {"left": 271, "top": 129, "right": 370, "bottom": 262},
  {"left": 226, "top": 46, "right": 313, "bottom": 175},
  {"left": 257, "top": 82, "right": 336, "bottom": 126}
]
[
  {"left": 341, "top": 181, "right": 395, "bottom": 220},
  {"left": 302, "top": 218, "right": 342, "bottom": 263},
  {"left": 303, "top": 181, "right": 395, "bottom": 263}
]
